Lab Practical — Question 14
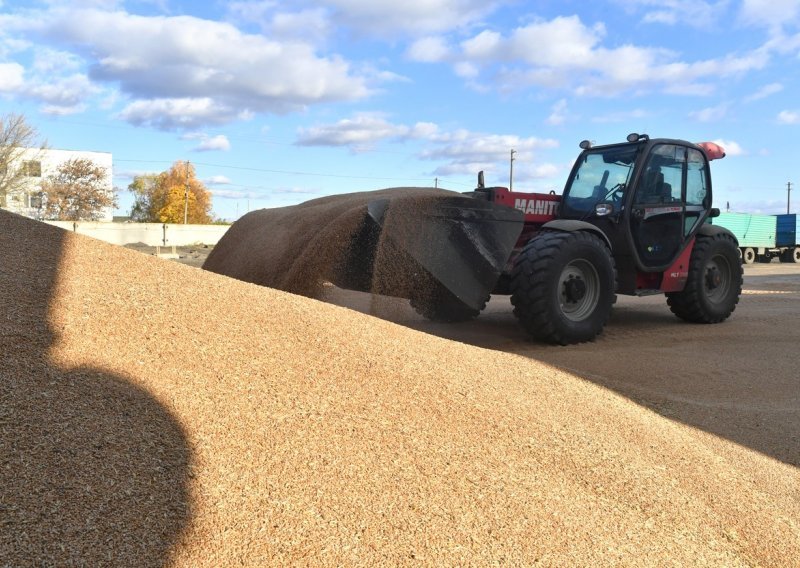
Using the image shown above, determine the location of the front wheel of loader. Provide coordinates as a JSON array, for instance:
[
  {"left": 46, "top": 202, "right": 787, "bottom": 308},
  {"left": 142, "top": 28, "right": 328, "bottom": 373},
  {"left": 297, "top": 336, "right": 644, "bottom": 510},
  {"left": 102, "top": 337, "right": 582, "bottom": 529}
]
[
  {"left": 510, "top": 231, "right": 617, "bottom": 345},
  {"left": 666, "top": 233, "right": 743, "bottom": 323},
  {"left": 410, "top": 284, "right": 486, "bottom": 323}
]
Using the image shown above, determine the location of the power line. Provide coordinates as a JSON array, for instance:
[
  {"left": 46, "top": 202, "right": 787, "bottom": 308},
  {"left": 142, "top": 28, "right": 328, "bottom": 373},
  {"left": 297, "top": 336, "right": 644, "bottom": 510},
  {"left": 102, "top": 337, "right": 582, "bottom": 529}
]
[{"left": 113, "top": 158, "right": 473, "bottom": 187}]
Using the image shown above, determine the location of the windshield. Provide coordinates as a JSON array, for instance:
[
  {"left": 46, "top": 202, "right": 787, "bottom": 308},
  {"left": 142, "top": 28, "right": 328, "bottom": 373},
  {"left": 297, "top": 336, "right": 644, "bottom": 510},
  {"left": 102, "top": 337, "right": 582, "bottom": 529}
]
[{"left": 561, "top": 145, "right": 638, "bottom": 218}]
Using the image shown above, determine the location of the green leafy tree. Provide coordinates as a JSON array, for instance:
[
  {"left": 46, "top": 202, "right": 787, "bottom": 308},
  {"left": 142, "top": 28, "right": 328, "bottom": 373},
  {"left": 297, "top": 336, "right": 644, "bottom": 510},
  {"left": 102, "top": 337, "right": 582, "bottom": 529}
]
[
  {"left": 0, "top": 113, "right": 47, "bottom": 208},
  {"left": 41, "top": 158, "right": 117, "bottom": 221},
  {"left": 128, "top": 174, "right": 160, "bottom": 222},
  {"left": 128, "top": 161, "right": 212, "bottom": 224}
]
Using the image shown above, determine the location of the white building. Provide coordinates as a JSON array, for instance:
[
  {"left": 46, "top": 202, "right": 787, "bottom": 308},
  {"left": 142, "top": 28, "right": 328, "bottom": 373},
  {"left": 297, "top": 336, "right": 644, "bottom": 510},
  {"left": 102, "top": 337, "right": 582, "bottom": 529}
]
[{"left": 1, "top": 148, "right": 114, "bottom": 221}]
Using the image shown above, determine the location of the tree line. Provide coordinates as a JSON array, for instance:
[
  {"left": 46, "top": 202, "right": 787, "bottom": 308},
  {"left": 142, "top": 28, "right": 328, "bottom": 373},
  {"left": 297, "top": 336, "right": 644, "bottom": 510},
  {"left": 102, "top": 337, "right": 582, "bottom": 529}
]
[{"left": 0, "top": 113, "right": 215, "bottom": 223}]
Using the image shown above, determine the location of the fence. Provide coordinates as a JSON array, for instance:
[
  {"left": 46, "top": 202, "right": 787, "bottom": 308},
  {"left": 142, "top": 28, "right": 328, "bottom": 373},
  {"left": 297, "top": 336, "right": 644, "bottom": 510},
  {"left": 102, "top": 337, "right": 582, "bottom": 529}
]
[{"left": 43, "top": 221, "right": 230, "bottom": 247}]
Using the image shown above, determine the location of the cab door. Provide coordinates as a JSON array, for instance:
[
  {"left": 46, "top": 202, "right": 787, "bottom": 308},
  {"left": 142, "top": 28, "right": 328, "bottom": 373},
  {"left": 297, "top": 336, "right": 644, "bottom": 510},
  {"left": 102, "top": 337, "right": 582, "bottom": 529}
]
[{"left": 630, "top": 143, "right": 710, "bottom": 269}]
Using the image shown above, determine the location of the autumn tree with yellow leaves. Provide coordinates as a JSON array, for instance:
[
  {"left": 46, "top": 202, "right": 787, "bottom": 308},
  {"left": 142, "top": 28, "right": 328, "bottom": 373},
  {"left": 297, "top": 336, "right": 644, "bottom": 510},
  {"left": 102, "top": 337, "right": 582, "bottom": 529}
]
[{"left": 129, "top": 161, "right": 213, "bottom": 224}]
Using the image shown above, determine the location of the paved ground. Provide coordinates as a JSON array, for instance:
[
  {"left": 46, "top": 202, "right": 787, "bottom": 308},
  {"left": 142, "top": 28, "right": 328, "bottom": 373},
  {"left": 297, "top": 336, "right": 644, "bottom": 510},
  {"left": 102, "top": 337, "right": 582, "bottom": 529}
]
[{"left": 124, "top": 243, "right": 213, "bottom": 268}]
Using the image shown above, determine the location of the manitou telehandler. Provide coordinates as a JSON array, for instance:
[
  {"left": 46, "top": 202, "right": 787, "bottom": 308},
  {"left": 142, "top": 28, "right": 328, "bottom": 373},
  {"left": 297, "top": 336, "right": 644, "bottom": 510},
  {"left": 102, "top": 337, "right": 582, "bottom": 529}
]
[
  {"left": 206, "top": 134, "right": 743, "bottom": 345},
  {"left": 355, "top": 133, "right": 742, "bottom": 344}
]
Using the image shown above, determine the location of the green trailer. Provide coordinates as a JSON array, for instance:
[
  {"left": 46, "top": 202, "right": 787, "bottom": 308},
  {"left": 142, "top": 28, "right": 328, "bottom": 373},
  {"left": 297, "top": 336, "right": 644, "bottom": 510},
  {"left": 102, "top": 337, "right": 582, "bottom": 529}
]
[{"left": 711, "top": 212, "right": 800, "bottom": 263}]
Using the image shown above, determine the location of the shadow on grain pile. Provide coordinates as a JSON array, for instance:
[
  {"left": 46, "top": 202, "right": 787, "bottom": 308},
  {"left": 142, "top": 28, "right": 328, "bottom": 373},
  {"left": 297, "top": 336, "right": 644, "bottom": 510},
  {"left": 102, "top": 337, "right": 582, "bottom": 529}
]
[
  {"left": 4, "top": 206, "right": 800, "bottom": 565},
  {"left": 0, "top": 210, "right": 190, "bottom": 565}
]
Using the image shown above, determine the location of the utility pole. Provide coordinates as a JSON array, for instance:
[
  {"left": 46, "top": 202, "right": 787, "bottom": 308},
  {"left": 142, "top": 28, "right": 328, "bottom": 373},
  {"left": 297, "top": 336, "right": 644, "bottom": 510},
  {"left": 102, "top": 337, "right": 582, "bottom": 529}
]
[
  {"left": 434, "top": 177, "right": 438, "bottom": 188},
  {"left": 184, "top": 161, "right": 190, "bottom": 224},
  {"left": 788, "top": 181, "right": 793, "bottom": 214},
  {"left": 509, "top": 149, "right": 516, "bottom": 191}
]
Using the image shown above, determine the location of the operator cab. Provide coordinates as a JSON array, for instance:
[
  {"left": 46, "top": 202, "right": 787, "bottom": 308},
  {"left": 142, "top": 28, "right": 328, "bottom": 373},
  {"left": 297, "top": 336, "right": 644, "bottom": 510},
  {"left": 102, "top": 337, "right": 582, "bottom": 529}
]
[{"left": 559, "top": 133, "right": 718, "bottom": 273}]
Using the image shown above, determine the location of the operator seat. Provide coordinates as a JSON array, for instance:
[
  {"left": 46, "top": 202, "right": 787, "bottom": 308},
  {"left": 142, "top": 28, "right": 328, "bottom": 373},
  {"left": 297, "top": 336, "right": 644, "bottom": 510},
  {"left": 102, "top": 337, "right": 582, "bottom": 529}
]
[
  {"left": 634, "top": 168, "right": 682, "bottom": 265},
  {"left": 640, "top": 170, "right": 668, "bottom": 204}
]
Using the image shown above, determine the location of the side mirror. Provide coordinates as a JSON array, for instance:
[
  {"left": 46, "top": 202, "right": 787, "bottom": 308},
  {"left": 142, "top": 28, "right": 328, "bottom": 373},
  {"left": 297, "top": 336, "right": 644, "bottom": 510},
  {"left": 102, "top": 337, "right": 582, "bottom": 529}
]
[{"left": 709, "top": 207, "right": 720, "bottom": 218}]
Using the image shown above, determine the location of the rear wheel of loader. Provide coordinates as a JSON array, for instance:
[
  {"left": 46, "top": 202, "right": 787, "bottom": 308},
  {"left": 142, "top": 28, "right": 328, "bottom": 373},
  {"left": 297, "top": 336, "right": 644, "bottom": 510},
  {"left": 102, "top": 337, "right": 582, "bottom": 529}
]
[
  {"left": 666, "top": 233, "right": 742, "bottom": 323},
  {"left": 410, "top": 284, "right": 486, "bottom": 322},
  {"left": 510, "top": 231, "right": 616, "bottom": 345}
]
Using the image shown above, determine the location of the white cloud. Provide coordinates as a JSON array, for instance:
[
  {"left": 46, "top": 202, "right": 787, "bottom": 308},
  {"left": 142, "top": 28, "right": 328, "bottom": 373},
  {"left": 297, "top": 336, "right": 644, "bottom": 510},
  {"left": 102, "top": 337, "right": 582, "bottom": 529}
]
[
  {"left": 744, "top": 82, "right": 783, "bottom": 102},
  {"left": 461, "top": 30, "right": 503, "bottom": 60},
  {"left": 274, "top": 187, "right": 321, "bottom": 194},
  {"left": 509, "top": 162, "right": 562, "bottom": 185},
  {"left": 295, "top": 114, "right": 558, "bottom": 181},
  {"left": 323, "top": 0, "right": 501, "bottom": 36},
  {"left": 454, "top": 61, "right": 480, "bottom": 79},
  {"left": 206, "top": 175, "right": 233, "bottom": 185},
  {"left": 616, "top": 0, "right": 727, "bottom": 29},
  {"left": 421, "top": 129, "right": 559, "bottom": 177},
  {"left": 296, "top": 113, "right": 436, "bottom": 149},
  {"left": 433, "top": 161, "right": 496, "bottom": 177},
  {"left": 193, "top": 134, "right": 231, "bottom": 152},
  {"left": 530, "top": 163, "right": 560, "bottom": 178},
  {"left": 32, "top": 48, "right": 83, "bottom": 74},
  {"left": 546, "top": 99, "right": 569, "bottom": 125},
  {"left": 0, "top": 49, "right": 99, "bottom": 113},
  {"left": 210, "top": 188, "right": 250, "bottom": 199},
  {"left": 227, "top": 4, "right": 332, "bottom": 44},
  {"left": 227, "top": 1, "right": 499, "bottom": 40},
  {"left": 740, "top": 0, "right": 800, "bottom": 30},
  {"left": 441, "top": 15, "right": 768, "bottom": 96},
  {"left": 777, "top": 110, "right": 800, "bottom": 124},
  {"left": 4, "top": 7, "right": 374, "bottom": 129},
  {"left": 711, "top": 139, "right": 745, "bottom": 156},
  {"left": 40, "top": 103, "right": 86, "bottom": 116},
  {"left": 119, "top": 98, "right": 240, "bottom": 130},
  {"left": 421, "top": 130, "right": 558, "bottom": 161},
  {"left": 406, "top": 37, "right": 451, "bottom": 63},
  {"left": 25, "top": 73, "right": 98, "bottom": 115},
  {"left": 0, "top": 62, "right": 24, "bottom": 92},
  {"left": 689, "top": 104, "right": 728, "bottom": 122}
]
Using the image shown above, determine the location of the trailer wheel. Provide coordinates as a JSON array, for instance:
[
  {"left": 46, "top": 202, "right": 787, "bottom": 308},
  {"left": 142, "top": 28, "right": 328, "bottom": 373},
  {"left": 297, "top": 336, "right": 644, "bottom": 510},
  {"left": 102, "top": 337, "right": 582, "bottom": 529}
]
[
  {"left": 510, "top": 231, "right": 616, "bottom": 345},
  {"left": 782, "top": 247, "right": 800, "bottom": 263},
  {"left": 666, "top": 233, "right": 742, "bottom": 323},
  {"left": 410, "top": 285, "right": 486, "bottom": 322},
  {"left": 742, "top": 247, "right": 756, "bottom": 264}
]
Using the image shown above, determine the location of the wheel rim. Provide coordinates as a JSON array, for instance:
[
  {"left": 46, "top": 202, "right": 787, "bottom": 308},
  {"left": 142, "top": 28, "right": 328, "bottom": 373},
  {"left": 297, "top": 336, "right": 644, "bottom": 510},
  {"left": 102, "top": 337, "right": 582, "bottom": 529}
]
[
  {"left": 704, "top": 254, "right": 731, "bottom": 304},
  {"left": 558, "top": 259, "right": 600, "bottom": 321}
]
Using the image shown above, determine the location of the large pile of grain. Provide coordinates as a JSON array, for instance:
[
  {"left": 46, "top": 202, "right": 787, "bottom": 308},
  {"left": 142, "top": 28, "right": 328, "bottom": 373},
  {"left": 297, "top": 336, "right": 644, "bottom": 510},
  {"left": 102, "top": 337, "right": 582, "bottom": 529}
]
[
  {"left": 2, "top": 208, "right": 798, "bottom": 566},
  {"left": 203, "top": 188, "right": 445, "bottom": 296},
  {"left": 202, "top": 187, "right": 481, "bottom": 306}
]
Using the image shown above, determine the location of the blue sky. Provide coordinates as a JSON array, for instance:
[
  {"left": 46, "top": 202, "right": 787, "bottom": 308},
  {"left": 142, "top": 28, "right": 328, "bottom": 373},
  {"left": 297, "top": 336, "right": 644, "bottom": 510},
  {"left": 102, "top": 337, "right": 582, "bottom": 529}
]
[{"left": 1, "top": 0, "right": 800, "bottom": 221}]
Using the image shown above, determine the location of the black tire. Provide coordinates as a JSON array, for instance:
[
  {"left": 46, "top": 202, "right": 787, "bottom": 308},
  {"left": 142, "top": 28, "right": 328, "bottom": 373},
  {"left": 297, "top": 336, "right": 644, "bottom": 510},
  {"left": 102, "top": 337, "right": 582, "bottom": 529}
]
[
  {"left": 742, "top": 247, "right": 756, "bottom": 264},
  {"left": 784, "top": 247, "right": 800, "bottom": 263},
  {"left": 510, "top": 231, "right": 617, "bottom": 345},
  {"left": 410, "top": 284, "right": 485, "bottom": 322},
  {"left": 666, "top": 233, "right": 742, "bottom": 323}
]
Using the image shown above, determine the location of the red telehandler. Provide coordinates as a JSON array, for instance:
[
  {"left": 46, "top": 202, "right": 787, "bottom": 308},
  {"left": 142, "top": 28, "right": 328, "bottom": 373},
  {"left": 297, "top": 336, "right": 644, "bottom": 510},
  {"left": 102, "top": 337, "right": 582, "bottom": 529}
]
[
  {"left": 205, "top": 134, "right": 742, "bottom": 345},
  {"left": 344, "top": 133, "right": 742, "bottom": 344}
]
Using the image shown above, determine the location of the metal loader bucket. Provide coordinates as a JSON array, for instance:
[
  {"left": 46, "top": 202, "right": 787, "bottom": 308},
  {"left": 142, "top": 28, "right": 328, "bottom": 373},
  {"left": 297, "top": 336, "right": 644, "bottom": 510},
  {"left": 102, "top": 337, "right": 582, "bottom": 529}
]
[{"left": 364, "top": 192, "right": 525, "bottom": 310}]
